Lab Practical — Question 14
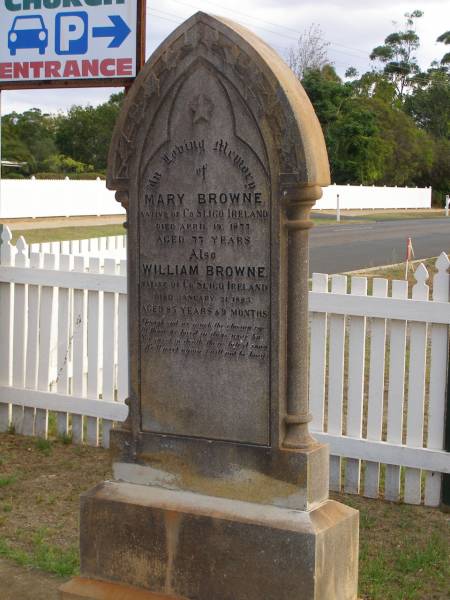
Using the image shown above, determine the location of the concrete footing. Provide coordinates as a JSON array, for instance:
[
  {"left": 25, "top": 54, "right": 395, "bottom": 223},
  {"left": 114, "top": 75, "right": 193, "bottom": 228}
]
[{"left": 61, "top": 481, "right": 359, "bottom": 600}]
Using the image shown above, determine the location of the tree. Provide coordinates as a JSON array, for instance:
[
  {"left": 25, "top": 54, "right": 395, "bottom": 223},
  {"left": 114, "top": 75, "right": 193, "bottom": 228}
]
[
  {"left": 2, "top": 109, "right": 57, "bottom": 172},
  {"left": 55, "top": 93, "right": 123, "bottom": 172},
  {"left": 370, "top": 10, "right": 423, "bottom": 100},
  {"left": 368, "top": 98, "right": 434, "bottom": 186},
  {"left": 437, "top": 30, "right": 450, "bottom": 65},
  {"left": 404, "top": 69, "right": 450, "bottom": 138},
  {"left": 287, "top": 24, "right": 330, "bottom": 80},
  {"left": 301, "top": 67, "right": 388, "bottom": 184}
]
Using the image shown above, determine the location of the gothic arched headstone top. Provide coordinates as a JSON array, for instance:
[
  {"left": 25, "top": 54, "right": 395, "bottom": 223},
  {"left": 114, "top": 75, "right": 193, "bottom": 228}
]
[
  {"left": 107, "top": 11, "right": 332, "bottom": 483},
  {"left": 107, "top": 11, "right": 330, "bottom": 203}
]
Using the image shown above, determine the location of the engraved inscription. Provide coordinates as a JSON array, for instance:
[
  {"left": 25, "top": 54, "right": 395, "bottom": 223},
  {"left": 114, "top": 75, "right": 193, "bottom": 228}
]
[
  {"left": 138, "top": 65, "right": 271, "bottom": 443},
  {"left": 139, "top": 166, "right": 269, "bottom": 363}
]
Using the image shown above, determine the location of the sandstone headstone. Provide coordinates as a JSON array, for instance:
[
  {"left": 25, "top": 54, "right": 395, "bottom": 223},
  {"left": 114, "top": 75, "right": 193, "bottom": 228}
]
[{"left": 60, "top": 12, "right": 359, "bottom": 600}]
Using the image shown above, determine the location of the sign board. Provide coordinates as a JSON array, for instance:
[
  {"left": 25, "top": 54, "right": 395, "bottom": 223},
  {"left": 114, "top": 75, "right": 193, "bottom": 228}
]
[{"left": 0, "top": 0, "right": 146, "bottom": 89}]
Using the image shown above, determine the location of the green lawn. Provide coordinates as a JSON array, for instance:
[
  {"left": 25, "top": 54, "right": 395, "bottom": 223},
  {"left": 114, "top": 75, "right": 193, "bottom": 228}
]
[
  {"left": 312, "top": 209, "right": 448, "bottom": 223},
  {"left": 11, "top": 224, "right": 126, "bottom": 245}
]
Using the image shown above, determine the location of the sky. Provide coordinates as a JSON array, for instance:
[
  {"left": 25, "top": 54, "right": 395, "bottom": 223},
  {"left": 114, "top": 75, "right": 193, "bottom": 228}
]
[{"left": 1, "top": 0, "right": 448, "bottom": 115}]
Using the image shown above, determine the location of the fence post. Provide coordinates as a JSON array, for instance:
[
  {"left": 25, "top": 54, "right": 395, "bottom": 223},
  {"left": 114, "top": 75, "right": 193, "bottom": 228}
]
[{"left": 442, "top": 342, "right": 450, "bottom": 512}]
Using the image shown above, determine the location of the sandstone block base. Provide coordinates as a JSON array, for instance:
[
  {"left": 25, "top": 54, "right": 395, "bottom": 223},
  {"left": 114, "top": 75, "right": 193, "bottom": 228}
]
[
  {"left": 68, "top": 481, "right": 358, "bottom": 600},
  {"left": 59, "top": 577, "right": 183, "bottom": 600}
]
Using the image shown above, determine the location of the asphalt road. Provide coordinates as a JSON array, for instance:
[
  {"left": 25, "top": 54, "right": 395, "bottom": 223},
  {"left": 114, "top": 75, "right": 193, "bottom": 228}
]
[{"left": 309, "top": 218, "right": 450, "bottom": 274}]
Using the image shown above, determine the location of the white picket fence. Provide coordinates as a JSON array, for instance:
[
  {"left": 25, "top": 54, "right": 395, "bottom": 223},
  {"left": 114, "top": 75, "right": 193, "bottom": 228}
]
[
  {"left": 0, "top": 226, "right": 448, "bottom": 506},
  {"left": 308, "top": 258, "right": 450, "bottom": 507},
  {"left": 29, "top": 234, "right": 127, "bottom": 260},
  {"left": 0, "top": 227, "right": 128, "bottom": 449}
]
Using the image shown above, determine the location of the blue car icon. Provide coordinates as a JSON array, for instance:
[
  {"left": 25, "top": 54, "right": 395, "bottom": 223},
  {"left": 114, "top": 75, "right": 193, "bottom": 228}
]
[{"left": 8, "top": 15, "right": 48, "bottom": 56}]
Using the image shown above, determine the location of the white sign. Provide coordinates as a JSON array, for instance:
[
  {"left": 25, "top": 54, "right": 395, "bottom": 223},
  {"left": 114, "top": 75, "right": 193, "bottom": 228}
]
[{"left": 0, "top": 0, "right": 140, "bottom": 86}]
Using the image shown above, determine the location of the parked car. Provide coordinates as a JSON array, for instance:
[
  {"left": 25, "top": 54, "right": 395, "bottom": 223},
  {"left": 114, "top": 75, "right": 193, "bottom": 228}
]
[{"left": 8, "top": 15, "right": 48, "bottom": 56}]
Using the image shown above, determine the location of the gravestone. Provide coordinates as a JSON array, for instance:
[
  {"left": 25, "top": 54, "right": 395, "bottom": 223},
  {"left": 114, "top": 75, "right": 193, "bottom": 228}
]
[{"left": 60, "top": 12, "right": 359, "bottom": 600}]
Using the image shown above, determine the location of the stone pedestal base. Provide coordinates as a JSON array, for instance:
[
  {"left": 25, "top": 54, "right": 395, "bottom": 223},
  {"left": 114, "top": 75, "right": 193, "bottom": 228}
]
[{"left": 63, "top": 481, "right": 358, "bottom": 600}]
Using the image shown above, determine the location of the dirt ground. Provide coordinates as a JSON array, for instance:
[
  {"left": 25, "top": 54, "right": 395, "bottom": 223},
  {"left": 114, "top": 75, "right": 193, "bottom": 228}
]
[
  {"left": 0, "top": 558, "right": 62, "bottom": 599},
  {"left": 0, "top": 433, "right": 448, "bottom": 599}
]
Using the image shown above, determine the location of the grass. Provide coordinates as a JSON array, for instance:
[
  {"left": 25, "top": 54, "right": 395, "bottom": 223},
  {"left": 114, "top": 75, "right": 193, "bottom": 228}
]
[
  {"left": 354, "top": 210, "right": 448, "bottom": 222},
  {"left": 0, "top": 433, "right": 448, "bottom": 598},
  {"left": 0, "top": 531, "right": 78, "bottom": 578},
  {"left": 11, "top": 224, "right": 126, "bottom": 245},
  {"left": 0, "top": 475, "right": 17, "bottom": 488},
  {"left": 312, "top": 209, "right": 447, "bottom": 223},
  {"left": 312, "top": 217, "right": 367, "bottom": 226},
  {"left": 345, "top": 493, "right": 450, "bottom": 599},
  {"left": 34, "top": 438, "right": 52, "bottom": 455},
  {"left": 343, "top": 254, "right": 448, "bottom": 297}
]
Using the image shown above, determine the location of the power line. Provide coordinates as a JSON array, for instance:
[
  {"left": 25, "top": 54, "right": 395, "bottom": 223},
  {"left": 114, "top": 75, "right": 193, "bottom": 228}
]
[
  {"left": 146, "top": 6, "right": 450, "bottom": 85},
  {"left": 167, "top": 0, "right": 369, "bottom": 56},
  {"left": 148, "top": 8, "right": 346, "bottom": 66},
  {"left": 147, "top": 5, "right": 369, "bottom": 63}
]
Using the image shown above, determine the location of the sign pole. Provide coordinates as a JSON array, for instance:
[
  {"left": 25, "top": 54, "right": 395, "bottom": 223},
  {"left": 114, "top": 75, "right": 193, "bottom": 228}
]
[
  {"left": 336, "top": 193, "right": 340, "bottom": 222},
  {"left": 445, "top": 195, "right": 449, "bottom": 217},
  {"left": 0, "top": 89, "right": 3, "bottom": 252}
]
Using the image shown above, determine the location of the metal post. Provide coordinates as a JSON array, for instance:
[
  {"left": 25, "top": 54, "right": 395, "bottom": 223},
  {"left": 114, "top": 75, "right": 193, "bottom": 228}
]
[
  {"left": 445, "top": 195, "right": 449, "bottom": 217},
  {"left": 336, "top": 193, "right": 340, "bottom": 222}
]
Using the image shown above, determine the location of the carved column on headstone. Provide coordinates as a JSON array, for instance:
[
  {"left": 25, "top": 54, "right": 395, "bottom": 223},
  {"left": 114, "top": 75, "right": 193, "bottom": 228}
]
[
  {"left": 115, "top": 189, "right": 137, "bottom": 442},
  {"left": 282, "top": 181, "right": 322, "bottom": 449}
]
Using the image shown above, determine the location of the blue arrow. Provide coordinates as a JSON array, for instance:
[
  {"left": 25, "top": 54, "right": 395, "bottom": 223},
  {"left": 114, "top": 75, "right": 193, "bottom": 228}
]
[{"left": 93, "top": 15, "right": 131, "bottom": 49}]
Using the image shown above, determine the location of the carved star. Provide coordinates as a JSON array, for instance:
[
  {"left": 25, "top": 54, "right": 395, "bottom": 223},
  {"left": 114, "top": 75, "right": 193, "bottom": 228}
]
[{"left": 190, "top": 94, "right": 214, "bottom": 124}]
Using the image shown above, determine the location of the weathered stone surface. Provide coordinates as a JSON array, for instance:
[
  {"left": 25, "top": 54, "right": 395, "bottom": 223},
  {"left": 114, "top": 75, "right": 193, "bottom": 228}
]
[
  {"left": 107, "top": 10, "right": 330, "bottom": 466},
  {"left": 79, "top": 482, "right": 359, "bottom": 600},
  {"left": 61, "top": 11, "right": 359, "bottom": 600},
  {"left": 112, "top": 435, "right": 329, "bottom": 511}
]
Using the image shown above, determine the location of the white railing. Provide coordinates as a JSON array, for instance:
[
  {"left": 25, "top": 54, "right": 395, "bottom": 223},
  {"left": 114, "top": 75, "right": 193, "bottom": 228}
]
[{"left": 0, "top": 226, "right": 448, "bottom": 506}]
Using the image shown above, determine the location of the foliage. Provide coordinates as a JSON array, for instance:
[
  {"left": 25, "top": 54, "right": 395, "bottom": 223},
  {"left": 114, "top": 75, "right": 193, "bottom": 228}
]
[
  {"left": 2, "top": 109, "right": 57, "bottom": 174},
  {"left": 437, "top": 30, "right": 450, "bottom": 65},
  {"left": 33, "top": 172, "right": 105, "bottom": 180},
  {"left": 404, "top": 69, "right": 450, "bottom": 138},
  {"left": 298, "top": 8, "right": 449, "bottom": 198},
  {"left": 55, "top": 92, "right": 123, "bottom": 172},
  {"left": 369, "top": 10, "right": 423, "bottom": 100},
  {"left": 1, "top": 93, "right": 123, "bottom": 177},
  {"left": 40, "top": 154, "right": 94, "bottom": 174},
  {"left": 301, "top": 67, "right": 387, "bottom": 183}
]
